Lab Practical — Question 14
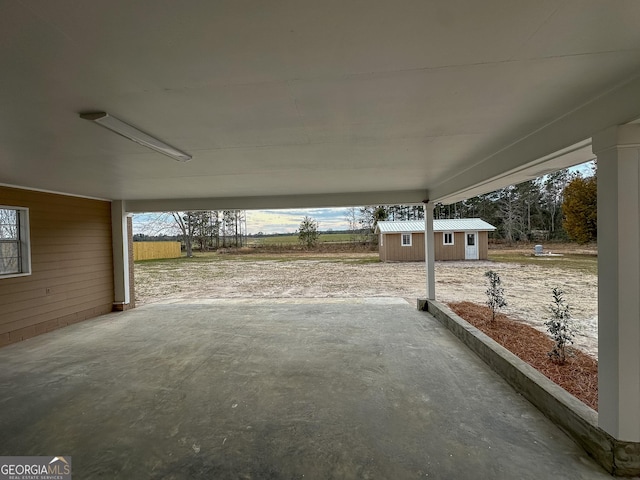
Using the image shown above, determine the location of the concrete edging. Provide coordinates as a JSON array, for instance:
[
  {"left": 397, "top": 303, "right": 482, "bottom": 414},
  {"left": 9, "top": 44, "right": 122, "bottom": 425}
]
[{"left": 418, "top": 299, "right": 640, "bottom": 477}]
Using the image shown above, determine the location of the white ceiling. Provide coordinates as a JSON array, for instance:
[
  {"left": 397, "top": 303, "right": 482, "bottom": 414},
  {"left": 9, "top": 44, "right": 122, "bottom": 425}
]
[{"left": 1, "top": 1, "right": 640, "bottom": 210}]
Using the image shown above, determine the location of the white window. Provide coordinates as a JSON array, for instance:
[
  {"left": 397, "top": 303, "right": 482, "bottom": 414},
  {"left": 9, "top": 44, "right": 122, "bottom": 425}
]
[
  {"left": 443, "top": 232, "right": 454, "bottom": 245},
  {"left": 380, "top": 234, "right": 383, "bottom": 247},
  {"left": 401, "top": 233, "right": 412, "bottom": 246},
  {"left": 0, "top": 206, "right": 31, "bottom": 278}
]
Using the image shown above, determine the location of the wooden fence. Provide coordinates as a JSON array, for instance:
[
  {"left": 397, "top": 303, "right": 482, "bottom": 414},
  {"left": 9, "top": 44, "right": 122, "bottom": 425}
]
[{"left": 133, "top": 242, "right": 181, "bottom": 261}]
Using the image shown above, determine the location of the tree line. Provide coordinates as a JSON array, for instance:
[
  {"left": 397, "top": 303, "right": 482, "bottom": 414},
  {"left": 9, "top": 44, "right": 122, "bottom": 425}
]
[
  {"left": 344, "top": 164, "right": 597, "bottom": 245},
  {"left": 135, "top": 211, "right": 247, "bottom": 257}
]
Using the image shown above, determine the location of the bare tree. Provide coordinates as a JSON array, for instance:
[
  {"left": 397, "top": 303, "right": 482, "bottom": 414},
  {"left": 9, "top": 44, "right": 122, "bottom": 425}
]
[
  {"left": 171, "top": 212, "right": 195, "bottom": 257},
  {"left": 543, "top": 169, "right": 572, "bottom": 238},
  {"left": 210, "top": 211, "right": 220, "bottom": 248},
  {"left": 345, "top": 207, "right": 358, "bottom": 244},
  {"left": 358, "top": 206, "right": 384, "bottom": 245},
  {"left": 134, "top": 211, "right": 248, "bottom": 252},
  {"left": 497, "top": 186, "right": 525, "bottom": 244}
]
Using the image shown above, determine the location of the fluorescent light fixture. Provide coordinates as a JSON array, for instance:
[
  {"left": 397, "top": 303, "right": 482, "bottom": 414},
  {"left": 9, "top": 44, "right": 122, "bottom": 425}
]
[{"left": 80, "top": 112, "right": 192, "bottom": 162}]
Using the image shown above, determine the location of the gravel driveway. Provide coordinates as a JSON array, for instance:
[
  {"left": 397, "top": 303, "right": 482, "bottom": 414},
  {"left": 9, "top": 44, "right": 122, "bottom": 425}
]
[{"left": 135, "top": 253, "right": 598, "bottom": 357}]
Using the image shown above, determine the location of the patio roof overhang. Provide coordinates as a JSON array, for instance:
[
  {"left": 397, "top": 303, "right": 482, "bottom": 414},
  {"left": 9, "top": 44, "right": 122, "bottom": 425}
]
[
  {"left": 1, "top": 1, "right": 639, "bottom": 210},
  {"left": 5, "top": 1, "right": 640, "bottom": 457}
]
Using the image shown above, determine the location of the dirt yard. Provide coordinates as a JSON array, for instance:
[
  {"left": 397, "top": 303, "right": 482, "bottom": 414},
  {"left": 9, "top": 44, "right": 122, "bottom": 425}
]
[{"left": 135, "top": 247, "right": 598, "bottom": 357}]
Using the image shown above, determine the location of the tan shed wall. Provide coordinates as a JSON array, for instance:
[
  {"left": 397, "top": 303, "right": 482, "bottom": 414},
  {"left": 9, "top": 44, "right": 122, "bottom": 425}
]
[
  {"left": 434, "top": 232, "right": 465, "bottom": 260},
  {"left": 478, "top": 231, "right": 489, "bottom": 260},
  {"left": 133, "top": 241, "right": 181, "bottom": 261},
  {"left": 0, "top": 186, "right": 114, "bottom": 346},
  {"left": 379, "top": 233, "right": 426, "bottom": 262},
  {"left": 380, "top": 230, "right": 491, "bottom": 261}
]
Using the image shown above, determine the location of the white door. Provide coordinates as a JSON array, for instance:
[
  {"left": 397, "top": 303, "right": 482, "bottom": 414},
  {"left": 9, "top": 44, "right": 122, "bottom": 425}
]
[{"left": 465, "top": 232, "right": 478, "bottom": 260}]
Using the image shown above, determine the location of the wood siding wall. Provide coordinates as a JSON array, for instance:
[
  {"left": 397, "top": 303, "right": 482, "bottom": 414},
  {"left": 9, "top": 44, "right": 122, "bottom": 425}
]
[
  {"left": 379, "top": 233, "right": 426, "bottom": 262},
  {"left": 380, "top": 230, "right": 490, "bottom": 261},
  {"left": 0, "top": 186, "right": 114, "bottom": 346},
  {"left": 478, "top": 231, "right": 489, "bottom": 260},
  {"left": 434, "top": 232, "right": 465, "bottom": 260}
]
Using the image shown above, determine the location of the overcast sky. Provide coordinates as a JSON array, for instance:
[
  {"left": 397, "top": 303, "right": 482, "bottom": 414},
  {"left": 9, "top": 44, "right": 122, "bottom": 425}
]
[
  {"left": 133, "top": 208, "right": 353, "bottom": 235},
  {"left": 246, "top": 208, "right": 351, "bottom": 234}
]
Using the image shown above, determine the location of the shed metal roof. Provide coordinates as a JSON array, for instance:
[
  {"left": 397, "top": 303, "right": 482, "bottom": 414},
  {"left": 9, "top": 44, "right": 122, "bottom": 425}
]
[{"left": 376, "top": 219, "right": 496, "bottom": 233}]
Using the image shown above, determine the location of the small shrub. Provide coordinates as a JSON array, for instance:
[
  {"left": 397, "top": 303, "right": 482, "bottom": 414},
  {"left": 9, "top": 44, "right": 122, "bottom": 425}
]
[
  {"left": 297, "top": 216, "right": 320, "bottom": 248},
  {"left": 485, "top": 270, "right": 507, "bottom": 321},
  {"left": 545, "top": 287, "right": 574, "bottom": 364}
]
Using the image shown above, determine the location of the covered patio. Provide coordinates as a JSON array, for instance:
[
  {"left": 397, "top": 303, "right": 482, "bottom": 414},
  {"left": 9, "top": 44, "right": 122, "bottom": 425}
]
[
  {"left": 2, "top": 1, "right": 640, "bottom": 476},
  {"left": 0, "top": 298, "right": 610, "bottom": 478}
]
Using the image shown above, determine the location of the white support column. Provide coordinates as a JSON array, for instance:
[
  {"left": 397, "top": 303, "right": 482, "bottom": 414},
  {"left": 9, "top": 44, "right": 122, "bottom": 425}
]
[
  {"left": 424, "top": 202, "right": 436, "bottom": 300},
  {"left": 111, "top": 200, "right": 131, "bottom": 309},
  {"left": 593, "top": 125, "right": 640, "bottom": 442}
]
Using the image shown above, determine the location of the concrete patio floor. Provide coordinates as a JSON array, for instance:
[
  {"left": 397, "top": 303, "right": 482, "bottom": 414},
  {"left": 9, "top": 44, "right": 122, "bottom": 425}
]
[{"left": 0, "top": 298, "right": 609, "bottom": 479}]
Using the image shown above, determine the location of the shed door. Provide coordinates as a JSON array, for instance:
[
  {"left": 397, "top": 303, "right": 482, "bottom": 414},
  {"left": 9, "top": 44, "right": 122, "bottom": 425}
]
[{"left": 465, "top": 232, "right": 478, "bottom": 260}]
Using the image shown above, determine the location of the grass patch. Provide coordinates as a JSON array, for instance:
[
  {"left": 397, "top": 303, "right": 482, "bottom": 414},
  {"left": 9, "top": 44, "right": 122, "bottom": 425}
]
[
  {"left": 137, "top": 249, "right": 592, "bottom": 273},
  {"left": 336, "top": 257, "right": 380, "bottom": 265},
  {"left": 247, "top": 236, "right": 298, "bottom": 245},
  {"left": 135, "top": 251, "right": 380, "bottom": 265},
  {"left": 134, "top": 256, "right": 215, "bottom": 265},
  {"left": 133, "top": 257, "right": 184, "bottom": 268},
  {"left": 487, "top": 252, "right": 597, "bottom": 275},
  {"left": 247, "top": 233, "right": 356, "bottom": 246},
  {"left": 224, "top": 254, "right": 381, "bottom": 264}
]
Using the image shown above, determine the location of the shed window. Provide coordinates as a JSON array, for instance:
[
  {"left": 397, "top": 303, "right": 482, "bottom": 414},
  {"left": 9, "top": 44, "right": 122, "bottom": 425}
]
[
  {"left": 467, "top": 233, "right": 475, "bottom": 246},
  {"left": 401, "top": 233, "right": 412, "bottom": 246},
  {"left": 0, "top": 207, "right": 31, "bottom": 278},
  {"left": 443, "top": 232, "right": 454, "bottom": 245},
  {"left": 380, "top": 234, "right": 383, "bottom": 247}
]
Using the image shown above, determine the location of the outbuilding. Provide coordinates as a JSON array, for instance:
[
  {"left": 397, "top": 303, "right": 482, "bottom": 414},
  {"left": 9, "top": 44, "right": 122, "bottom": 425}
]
[{"left": 376, "top": 219, "right": 496, "bottom": 262}]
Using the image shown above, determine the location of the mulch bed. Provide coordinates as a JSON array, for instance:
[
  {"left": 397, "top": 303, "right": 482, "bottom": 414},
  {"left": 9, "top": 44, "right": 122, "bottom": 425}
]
[{"left": 447, "top": 301, "right": 598, "bottom": 411}]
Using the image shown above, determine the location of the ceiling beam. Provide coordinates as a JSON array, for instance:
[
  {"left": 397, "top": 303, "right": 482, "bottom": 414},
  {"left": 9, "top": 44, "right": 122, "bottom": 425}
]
[
  {"left": 125, "top": 189, "right": 428, "bottom": 213},
  {"left": 429, "top": 74, "right": 640, "bottom": 204}
]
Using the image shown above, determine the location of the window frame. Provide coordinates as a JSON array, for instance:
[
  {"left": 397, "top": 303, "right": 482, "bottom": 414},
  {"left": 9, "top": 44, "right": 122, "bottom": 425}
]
[
  {"left": 467, "top": 233, "right": 476, "bottom": 246},
  {"left": 401, "top": 233, "right": 412, "bottom": 247},
  {"left": 0, "top": 206, "right": 31, "bottom": 279},
  {"left": 443, "top": 232, "right": 454, "bottom": 246}
]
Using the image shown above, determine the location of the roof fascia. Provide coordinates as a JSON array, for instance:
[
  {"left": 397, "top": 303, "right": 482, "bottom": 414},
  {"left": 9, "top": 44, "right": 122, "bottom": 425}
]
[{"left": 429, "top": 75, "right": 640, "bottom": 204}]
